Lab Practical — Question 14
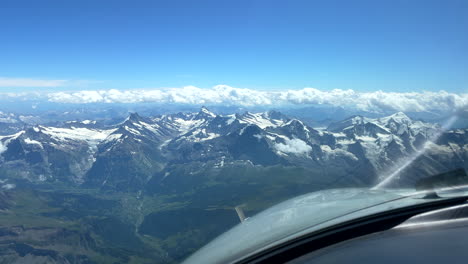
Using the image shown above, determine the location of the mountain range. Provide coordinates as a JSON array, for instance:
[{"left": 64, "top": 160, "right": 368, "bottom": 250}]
[
  {"left": 0, "top": 107, "right": 466, "bottom": 190},
  {"left": 0, "top": 107, "right": 467, "bottom": 263}
]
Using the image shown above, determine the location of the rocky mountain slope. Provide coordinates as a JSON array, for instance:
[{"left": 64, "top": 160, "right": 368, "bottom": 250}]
[{"left": 0, "top": 107, "right": 465, "bottom": 189}]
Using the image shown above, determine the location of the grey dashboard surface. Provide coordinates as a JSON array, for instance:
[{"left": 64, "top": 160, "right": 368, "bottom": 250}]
[{"left": 289, "top": 205, "right": 468, "bottom": 264}]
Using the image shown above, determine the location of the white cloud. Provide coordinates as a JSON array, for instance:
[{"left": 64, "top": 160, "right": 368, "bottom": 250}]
[
  {"left": 0, "top": 77, "right": 69, "bottom": 87},
  {"left": 2, "top": 183, "right": 16, "bottom": 190},
  {"left": 274, "top": 138, "right": 312, "bottom": 155},
  {"left": 45, "top": 85, "right": 468, "bottom": 113}
]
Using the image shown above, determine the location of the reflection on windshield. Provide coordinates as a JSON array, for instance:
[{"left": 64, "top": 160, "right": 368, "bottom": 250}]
[{"left": 374, "top": 114, "right": 460, "bottom": 189}]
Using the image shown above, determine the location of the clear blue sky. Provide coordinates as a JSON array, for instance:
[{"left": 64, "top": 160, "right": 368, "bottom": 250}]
[{"left": 1, "top": 0, "right": 467, "bottom": 92}]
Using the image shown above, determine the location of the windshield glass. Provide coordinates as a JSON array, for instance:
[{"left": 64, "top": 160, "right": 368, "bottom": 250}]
[
  {"left": 0, "top": 1, "right": 467, "bottom": 263},
  {"left": 183, "top": 186, "right": 468, "bottom": 264}
]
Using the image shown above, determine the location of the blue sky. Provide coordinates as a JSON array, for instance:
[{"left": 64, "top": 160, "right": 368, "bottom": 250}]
[{"left": 1, "top": 0, "right": 467, "bottom": 92}]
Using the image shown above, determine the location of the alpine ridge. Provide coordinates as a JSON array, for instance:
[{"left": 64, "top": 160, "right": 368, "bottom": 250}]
[{"left": 0, "top": 108, "right": 466, "bottom": 189}]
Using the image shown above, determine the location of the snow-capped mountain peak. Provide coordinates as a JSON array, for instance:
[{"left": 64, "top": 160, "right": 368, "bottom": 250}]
[
  {"left": 193, "top": 106, "right": 217, "bottom": 120},
  {"left": 378, "top": 111, "right": 411, "bottom": 126},
  {"left": 236, "top": 111, "right": 286, "bottom": 129},
  {"left": 0, "top": 110, "right": 465, "bottom": 189},
  {"left": 200, "top": 106, "right": 216, "bottom": 117},
  {"left": 125, "top": 112, "right": 146, "bottom": 123}
]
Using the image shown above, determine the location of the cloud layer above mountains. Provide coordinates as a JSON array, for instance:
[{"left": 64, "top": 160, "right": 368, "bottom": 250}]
[
  {"left": 47, "top": 85, "right": 467, "bottom": 113},
  {"left": 3, "top": 85, "right": 467, "bottom": 113}
]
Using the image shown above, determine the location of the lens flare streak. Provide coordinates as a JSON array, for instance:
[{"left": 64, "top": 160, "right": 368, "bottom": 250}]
[{"left": 373, "top": 115, "right": 459, "bottom": 189}]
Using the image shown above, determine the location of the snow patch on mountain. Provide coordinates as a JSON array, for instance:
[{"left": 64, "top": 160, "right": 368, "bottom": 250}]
[
  {"left": 24, "top": 138, "right": 44, "bottom": 148},
  {"left": 355, "top": 135, "right": 375, "bottom": 142},
  {"left": 266, "top": 132, "right": 289, "bottom": 141},
  {"left": 66, "top": 120, "right": 97, "bottom": 125},
  {"left": 0, "top": 131, "right": 25, "bottom": 154},
  {"left": 337, "top": 138, "right": 356, "bottom": 145},
  {"left": 200, "top": 106, "right": 216, "bottom": 118},
  {"left": 40, "top": 126, "right": 116, "bottom": 147},
  {"left": 378, "top": 112, "right": 411, "bottom": 124},
  {"left": 172, "top": 118, "right": 205, "bottom": 133},
  {"left": 238, "top": 112, "right": 283, "bottom": 129},
  {"left": 82, "top": 120, "right": 96, "bottom": 125},
  {"left": 124, "top": 126, "right": 141, "bottom": 136},
  {"left": 134, "top": 121, "right": 159, "bottom": 135},
  {"left": 185, "top": 128, "right": 220, "bottom": 142},
  {"left": 226, "top": 115, "right": 236, "bottom": 125},
  {"left": 0, "top": 141, "right": 8, "bottom": 155}
]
